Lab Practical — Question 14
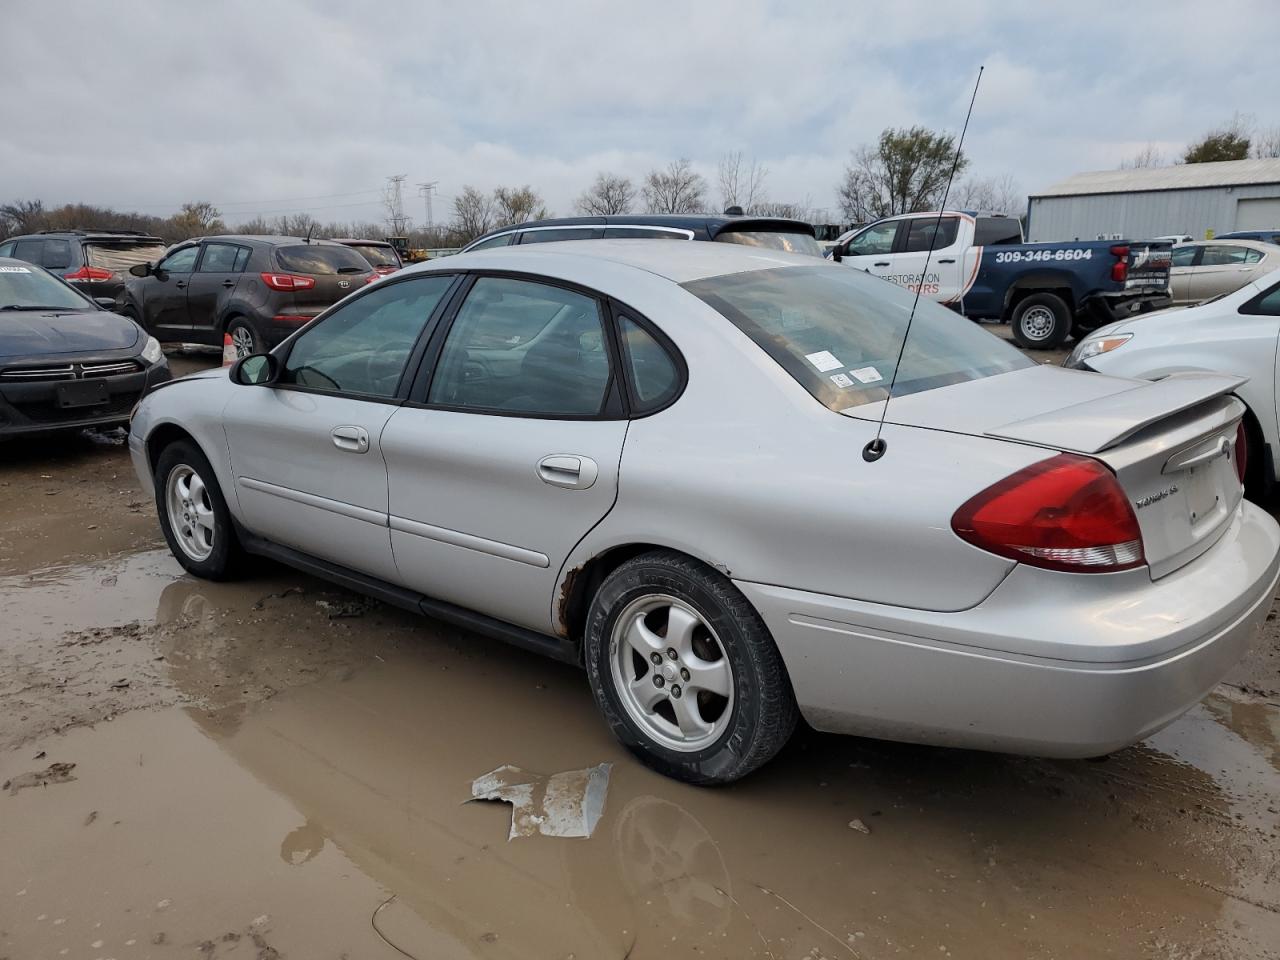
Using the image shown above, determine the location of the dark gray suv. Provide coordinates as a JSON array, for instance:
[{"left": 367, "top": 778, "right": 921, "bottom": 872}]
[
  {"left": 0, "top": 230, "right": 167, "bottom": 302},
  {"left": 117, "top": 235, "right": 377, "bottom": 357}
]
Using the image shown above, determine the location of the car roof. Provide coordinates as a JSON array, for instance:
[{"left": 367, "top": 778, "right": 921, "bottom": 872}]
[
  {"left": 1176, "top": 238, "right": 1276, "bottom": 248},
  {"left": 465, "top": 213, "right": 815, "bottom": 247},
  {"left": 8, "top": 230, "right": 164, "bottom": 242},
  {"left": 433, "top": 238, "right": 818, "bottom": 285},
  {"left": 169, "top": 235, "right": 348, "bottom": 247},
  {"left": 330, "top": 237, "right": 393, "bottom": 246}
]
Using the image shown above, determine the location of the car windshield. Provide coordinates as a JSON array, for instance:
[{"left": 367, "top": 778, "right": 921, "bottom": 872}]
[
  {"left": 347, "top": 244, "right": 399, "bottom": 267},
  {"left": 685, "top": 264, "right": 1032, "bottom": 411},
  {"left": 0, "top": 263, "right": 93, "bottom": 311},
  {"left": 715, "top": 230, "right": 823, "bottom": 257},
  {"left": 274, "top": 245, "right": 372, "bottom": 275}
]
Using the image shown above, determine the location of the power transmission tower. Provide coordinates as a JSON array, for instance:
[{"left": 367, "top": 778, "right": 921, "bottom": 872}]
[
  {"left": 383, "top": 175, "right": 411, "bottom": 234},
  {"left": 417, "top": 181, "right": 438, "bottom": 230}
]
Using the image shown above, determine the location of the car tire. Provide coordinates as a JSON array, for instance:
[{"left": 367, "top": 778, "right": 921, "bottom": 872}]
[
  {"left": 154, "top": 440, "right": 244, "bottom": 581},
  {"left": 1011, "top": 293, "right": 1072, "bottom": 349},
  {"left": 225, "top": 317, "right": 262, "bottom": 359},
  {"left": 584, "top": 550, "right": 799, "bottom": 785}
]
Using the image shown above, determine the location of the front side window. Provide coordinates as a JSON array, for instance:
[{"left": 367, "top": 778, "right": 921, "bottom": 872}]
[
  {"left": 1171, "top": 245, "right": 1199, "bottom": 267},
  {"left": 159, "top": 246, "right": 199, "bottom": 274},
  {"left": 619, "top": 315, "right": 680, "bottom": 411},
  {"left": 12, "top": 239, "right": 44, "bottom": 264},
  {"left": 1200, "top": 245, "right": 1250, "bottom": 266},
  {"left": 0, "top": 242, "right": 14, "bottom": 258},
  {"left": 685, "top": 264, "right": 1032, "bottom": 412},
  {"left": 428, "top": 277, "right": 611, "bottom": 416},
  {"left": 281, "top": 275, "right": 453, "bottom": 397},
  {"left": 845, "top": 221, "right": 898, "bottom": 257},
  {"left": 901, "top": 217, "right": 959, "bottom": 253},
  {"left": 199, "top": 243, "right": 244, "bottom": 273}
]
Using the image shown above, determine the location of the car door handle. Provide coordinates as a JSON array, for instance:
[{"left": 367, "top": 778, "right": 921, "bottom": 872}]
[
  {"left": 938, "top": 258, "right": 956, "bottom": 264},
  {"left": 221, "top": 279, "right": 235, "bottom": 288},
  {"left": 537, "top": 454, "right": 598, "bottom": 489},
  {"left": 873, "top": 261, "right": 891, "bottom": 267},
  {"left": 331, "top": 425, "right": 370, "bottom": 454},
  {"left": 176, "top": 280, "right": 188, "bottom": 289}
]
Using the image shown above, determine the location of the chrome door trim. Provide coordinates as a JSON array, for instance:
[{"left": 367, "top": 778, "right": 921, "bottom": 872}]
[
  {"left": 237, "top": 476, "right": 388, "bottom": 526},
  {"left": 463, "top": 223, "right": 696, "bottom": 251},
  {"left": 389, "top": 514, "right": 550, "bottom": 568}
]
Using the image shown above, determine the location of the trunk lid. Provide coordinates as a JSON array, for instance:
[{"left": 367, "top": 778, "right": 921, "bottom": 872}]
[
  {"left": 1120, "top": 241, "right": 1172, "bottom": 292},
  {"left": 854, "top": 365, "right": 1246, "bottom": 578}
]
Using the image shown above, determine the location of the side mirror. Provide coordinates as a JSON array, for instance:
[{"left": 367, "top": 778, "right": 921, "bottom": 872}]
[
  {"left": 829, "top": 245, "right": 843, "bottom": 263},
  {"left": 229, "top": 353, "right": 281, "bottom": 386},
  {"left": 93, "top": 297, "right": 116, "bottom": 309},
  {"left": 128, "top": 262, "right": 152, "bottom": 278}
]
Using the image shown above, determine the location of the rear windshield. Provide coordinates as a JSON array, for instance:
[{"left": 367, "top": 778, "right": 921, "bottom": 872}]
[
  {"left": 274, "top": 245, "right": 371, "bottom": 275},
  {"left": 347, "top": 244, "right": 400, "bottom": 267},
  {"left": 0, "top": 263, "right": 93, "bottom": 310},
  {"left": 86, "top": 242, "right": 167, "bottom": 274},
  {"left": 715, "top": 230, "right": 822, "bottom": 257},
  {"left": 684, "top": 264, "right": 1031, "bottom": 411}
]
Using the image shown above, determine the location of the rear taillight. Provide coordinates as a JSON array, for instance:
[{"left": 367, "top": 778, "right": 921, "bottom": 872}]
[
  {"left": 1110, "top": 245, "right": 1129, "bottom": 283},
  {"left": 365, "top": 272, "right": 379, "bottom": 284},
  {"left": 64, "top": 266, "right": 113, "bottom": 283},
  {"left": 260, "top": 272, "right": 315, "bottom": 291},
  {"left": 952, "top": 454, "right": 1145, "bottom": 573},
  {"left": 1234, "top": 421, "right": 1248, "bottom": 486}
]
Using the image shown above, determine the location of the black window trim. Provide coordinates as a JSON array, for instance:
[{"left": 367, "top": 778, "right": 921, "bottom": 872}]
[
  {"left": 402, "top": 269, "right": 629, "bottom": 421},
  {"left": 1173, "top": 245, "right": 1205, "bottom": 268},
  {"left": 1239, "top": 278, "right": 1280, "bottom": 316},
  {"left": 264, "top": 271, "right": 465, "bottom": 406},
  {"left": 608, "top": 298, "right": 688, "bottom": 418}
]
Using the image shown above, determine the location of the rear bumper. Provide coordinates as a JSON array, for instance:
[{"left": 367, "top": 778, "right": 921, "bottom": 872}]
[
  {"left": 1081, "top": 290, "right": 1172, "bottom": 326},
  {"left": 0, "top": 359, "right": 171, "bottom": 439},
  {"left": 736, "top": 501, "right": 1280, "bottom": 757}
]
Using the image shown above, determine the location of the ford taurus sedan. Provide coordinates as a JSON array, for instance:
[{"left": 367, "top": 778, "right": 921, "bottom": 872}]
[{"left": 127, "top": 241, "right": 1280, "bottom": 784}]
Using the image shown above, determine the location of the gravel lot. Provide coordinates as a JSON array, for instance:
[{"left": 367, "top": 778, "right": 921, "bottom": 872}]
[{"left": 1, "top": 339, "right": 1277, "bottom": 959}]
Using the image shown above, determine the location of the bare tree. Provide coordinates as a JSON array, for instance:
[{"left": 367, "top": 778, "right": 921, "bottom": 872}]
[
  {"left": 493, "top": 185, "right": 548, "bottom": 227},
  {"left": 168, "top": 201, "right": 227, "bottom": 239},
  {"left": 717, "top": 151, "right": 768, "bottom": 213},
  {"left": 452, "top": 186, "right": 495, "bottom": 242},
  {"left": 0, "top": 199, "right": 48, "bottom": 237},
  {"left": 1252, "top": 126, "right": 1280, "bottom": 159},
  {"left": 751, "top": 198, "right": 818, "bottom": 221},
  {"left": 575, "top": 172, "right": 636, "bottom": 215},
  {"left": 837, "top": 127, "right": 967, "bottom": 222},
  {"left": 951, "top": 175, "right": 1023, "bottom": 215},
  {"left": 642, "top": 159, "right": 708, "bottom": 214},
  {"left": 1119, "top": 143, "right": 1166, "bottom": 169}
]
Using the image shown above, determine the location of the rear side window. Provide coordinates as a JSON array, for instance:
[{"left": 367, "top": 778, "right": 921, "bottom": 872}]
[
  {"left": 42, "top": 239, "right": 72, "bottom": 270},
  {"left": 1200, "top": 245, "right": 1255, "bottom": 266},
  {"left": 466, "top": 234, "right": 514, "bottom": 251},
  {"left": 519, "top": 228, "right": 601, "bottom": 244},
  {"left": 233, "top": 247, "right": 251, "bottom": 271},
  {"left": 974, "top": 218, "right": 1022, "bottom": 246},
  {"left": 604, "top": 228, "right": 690, "bottom": 240},
  {"left": 275, "top": 244, "right": 370, "bottom": 275},
  {"left": 349, "top": 244, "right": 400, "bottom": 267},
  {"left": 685, "top": 264, "right": 1031, "bottom": 411},
  {"left": 901, "top": 217, "right": 959, "bottom": 253},
  {"left": 12, "top": 239, "right": 44, "bottom": 264},
  {"left": 198, "top": 243, "right": 244, "bottom": 272},
  {"left": 618, "top": 315, "right": 681, "bottom": 411},
  {"left": 1243, "top": 282, "right": 1280, "bottom": 317}
]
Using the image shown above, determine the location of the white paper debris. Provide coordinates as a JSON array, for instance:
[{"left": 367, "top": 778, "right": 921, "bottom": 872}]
[
  {"left": 850, "top": 366, "right": 883, "bottom": 384},
  {"left": 469, "top": 763, "right": 612, "bottom": 840},
  {"left": 804, "top": 350, "right": 843, "bottom": 372}
]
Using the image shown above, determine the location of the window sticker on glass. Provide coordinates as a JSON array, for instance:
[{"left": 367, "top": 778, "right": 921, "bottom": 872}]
[
  {"left": 850, "top": 366, "right": 883, "bottom": 383},
  {"left": 804, "top": 350, "right": 843, "bottom": 372},
  {"left": 829, "top": 373, "right": 855, "bottom": 388},
  {"left": 0, "top": 266, "right": 32, "bottom": 273}
]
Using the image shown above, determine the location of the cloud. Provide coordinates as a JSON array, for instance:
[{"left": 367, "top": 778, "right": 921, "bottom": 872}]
[{"left": 0, "top": 0, "right": 1274, "bottom": 224}]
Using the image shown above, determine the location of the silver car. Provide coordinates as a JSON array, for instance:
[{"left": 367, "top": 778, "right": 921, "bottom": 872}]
[
  {"left": 1169, "top": 239, "right": 1277, "bottom": 305},
  {"left": 128, "top": 241, "right": 1280, "bottom": 784}
]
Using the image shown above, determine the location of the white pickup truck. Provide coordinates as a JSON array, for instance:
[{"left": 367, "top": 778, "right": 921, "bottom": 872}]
[{"left": 828, "top": 211, "right": 1174, "bottom": 348}]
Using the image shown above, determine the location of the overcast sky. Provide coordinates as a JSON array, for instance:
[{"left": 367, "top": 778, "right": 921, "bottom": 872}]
[{"left": 1, "top": 0, "right": 1274, "bottom": 227}]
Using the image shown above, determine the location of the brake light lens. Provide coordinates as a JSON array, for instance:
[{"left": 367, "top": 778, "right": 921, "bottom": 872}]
[
  {"left": 1110, "top": 245, "right": 1129, "bottom": 283},
  {"left": 260, "top": 272, "right": 315, "bottom": 291},
  {"left": 365, "top": 272, "right": 379, "bottom": 284},
  {"left": 952, "top": 454, "right": 1145, "bottom": 573},
  {"left": 63, "top": 266, "right": 114, "bottom": 283},
  {"left": 1235, "top": 421, "right": 1248, "bottom": 486}
]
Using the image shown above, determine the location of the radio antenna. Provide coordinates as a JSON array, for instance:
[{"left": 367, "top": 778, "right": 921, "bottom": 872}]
[{"left": 862, "top": 65, "right": 984, "bottom": 463}]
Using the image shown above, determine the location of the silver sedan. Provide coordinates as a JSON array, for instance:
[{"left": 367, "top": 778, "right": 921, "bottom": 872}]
[
  {"left": 1170, "top": 238, "right": 1278, "bottom": 305},
  {"left": 128, "top": 241, "right": 1280, "bottom": 783}
]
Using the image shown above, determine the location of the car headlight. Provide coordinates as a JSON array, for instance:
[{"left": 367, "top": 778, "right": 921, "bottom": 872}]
[
  {"left": 1068, "top": 333, "right": 1131, "bottom": 367},
  {"left": 140, "top": 335, "right": 164, "bottom": 365}
]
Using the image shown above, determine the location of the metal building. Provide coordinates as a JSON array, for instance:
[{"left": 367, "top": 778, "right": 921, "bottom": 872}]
[{"left": 1027, "top": 158, "right": 1280, "bottom": 242}]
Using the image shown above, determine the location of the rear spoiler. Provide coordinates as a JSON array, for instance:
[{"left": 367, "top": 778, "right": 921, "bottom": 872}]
[
  {"left": 714, "top": 218, "right": 817, "bottom": 238},
  {"left": 987, "top": 372, "right": 1246, "bottom": 454}
]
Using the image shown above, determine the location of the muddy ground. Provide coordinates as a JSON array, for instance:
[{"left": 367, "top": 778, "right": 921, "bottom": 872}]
[{"left": 1, "top": 346, "right": 1278, "bottom": 959}]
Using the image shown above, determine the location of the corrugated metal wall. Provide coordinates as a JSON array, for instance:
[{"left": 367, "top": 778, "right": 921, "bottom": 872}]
[{"left": 1027, "top": 182, "right": 1280, "bottom": 241}]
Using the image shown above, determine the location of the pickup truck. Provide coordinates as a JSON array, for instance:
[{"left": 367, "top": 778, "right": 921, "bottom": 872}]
[{"left": 828, "top": 211, "right": 1173, "bottom": 349}]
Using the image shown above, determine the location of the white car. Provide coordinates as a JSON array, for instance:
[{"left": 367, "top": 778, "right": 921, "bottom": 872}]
[{"left": 1067, "top": 268, "right": 1280, "bottom": 495}]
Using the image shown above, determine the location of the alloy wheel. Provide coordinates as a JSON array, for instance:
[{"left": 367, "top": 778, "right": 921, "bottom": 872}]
[
  {"left": 230, "top": 325, "right": 256, "bottom": 359},
  {"left": 165, "top": 464, "right": 215, "bottom": 562}
]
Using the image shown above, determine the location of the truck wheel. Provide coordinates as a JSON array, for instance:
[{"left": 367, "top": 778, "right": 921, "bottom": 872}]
[{"left": 1011, "top": 293, "right": 1071, "bottom": 349}]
